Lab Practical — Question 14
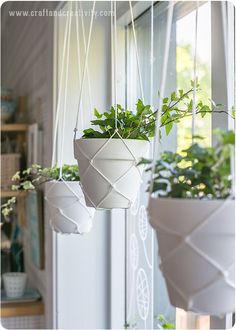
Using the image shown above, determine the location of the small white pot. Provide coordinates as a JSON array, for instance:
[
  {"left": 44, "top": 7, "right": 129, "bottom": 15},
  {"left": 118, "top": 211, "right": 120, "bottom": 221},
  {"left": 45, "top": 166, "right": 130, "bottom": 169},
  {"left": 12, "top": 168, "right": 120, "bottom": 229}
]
[
  {"left": 148, "top": 197, "right": 235, "bottom": 315},
  {"left": 3, "top": 272, "right": 27, "bottom": 298},
  {"left": 74, "top": 138, "right": 149, "bottom": 209},
  {"left": 45, "top": 181, "right": 95, "bottom": 234}
]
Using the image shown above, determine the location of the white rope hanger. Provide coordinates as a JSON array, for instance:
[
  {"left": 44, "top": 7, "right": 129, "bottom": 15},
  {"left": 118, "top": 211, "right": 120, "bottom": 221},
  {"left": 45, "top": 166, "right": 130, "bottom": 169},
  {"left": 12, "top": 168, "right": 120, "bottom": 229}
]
[
  {"left": 129, "top": 1, "right": 145, "bottom": 102},
  {"left": 78, "top": 1, "right": 93, "bottom": 127},
  {"left": 51, "top": 10, "right": 70, "bottom": 168},
  {"left": 58, "top": 4, "right": 72, "bottom": 178},
  {"left": 192, "top": 1, "right": 199, "bottom": 142},
  {"left": 75, "top": 1, "right": 83, "bottom": 131},
  {"left": 114, "top": 0, "right": 118, "bottom": 128},
  {"left": 46, "top": 2, "right": 94, "bottom": 234},
  {"left": 150, "top": 3, "right": 154, "bottom": 328},
  {"left": 150, "top": 1, "right": 154, "bottom": 107},
  {"left": 221, "top": 1, "right": 235, "bottom": 198},
  {"left": 148, "top": 1, "right": 174, "bottom": 197},
  {"left": 73, "top": 0, "right": 144, "bottom": 134},
  {"left": 73, "top": 0, "right": 148, "bottom": 209},
  {"left": 74, "top": 1, "right": 96, "bottom": 139}
]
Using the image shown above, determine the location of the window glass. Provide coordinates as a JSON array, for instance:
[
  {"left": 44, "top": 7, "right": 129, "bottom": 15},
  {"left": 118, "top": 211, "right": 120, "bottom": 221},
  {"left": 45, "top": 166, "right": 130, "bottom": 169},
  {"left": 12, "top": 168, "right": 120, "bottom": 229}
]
[{"left": 176, "top": 2, "right": 211, "bottom": 151}]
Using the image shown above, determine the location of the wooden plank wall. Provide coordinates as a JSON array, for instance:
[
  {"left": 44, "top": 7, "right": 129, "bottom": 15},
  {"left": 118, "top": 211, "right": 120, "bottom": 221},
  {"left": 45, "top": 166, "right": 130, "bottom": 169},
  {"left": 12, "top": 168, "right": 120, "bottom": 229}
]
[{"left": 1, "top": 2, "right": 58, "bottom": 328}]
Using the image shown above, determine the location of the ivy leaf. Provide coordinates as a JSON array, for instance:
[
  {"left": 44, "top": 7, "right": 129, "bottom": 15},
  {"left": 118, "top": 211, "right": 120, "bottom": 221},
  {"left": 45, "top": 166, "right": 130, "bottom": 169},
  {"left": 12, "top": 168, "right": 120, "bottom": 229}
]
[
  {"left": 94, "top": 108, "right": 102, "bottom": 119},
  {"left": 163, "top": 97, "right": 169, "bottom": 104},
  {"left": 163, "top": 323, "right": 175, "bottom": 329},
  {"left": 165, "top": 122, "right": 173, "bottom": 135},
  {"left": 22, "top": 181, "right": 35, "bottom": 190},
  {"left": 171, "top": 92, "right": 176, "bottom": 101},
  {"left": 136, "top": 99, "right": 145, "bottom": 114},
  {"left": 138, "top": 158, "right": 152, "bottom": 165}
]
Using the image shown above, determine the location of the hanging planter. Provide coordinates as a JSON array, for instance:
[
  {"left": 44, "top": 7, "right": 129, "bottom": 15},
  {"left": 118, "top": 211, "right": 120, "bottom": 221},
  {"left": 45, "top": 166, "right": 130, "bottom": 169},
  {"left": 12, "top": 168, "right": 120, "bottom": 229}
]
[
  {"left": 73, "top": 86, "right": 219, "bottom": 210},
  {"left": 148, "top": 198, "right": 234, "bottom": 315},
  {"left": 146, "top": 130, "right": 235, "bottom": 315},
  {"left": 74, "top": 138, "right": 149, "bottom": 209},
  {"left": 1, "top": 164, "right": 95, "bottom": 235},
  {"left": 45, "top": 180, "right": 94, "bottom": 234}
]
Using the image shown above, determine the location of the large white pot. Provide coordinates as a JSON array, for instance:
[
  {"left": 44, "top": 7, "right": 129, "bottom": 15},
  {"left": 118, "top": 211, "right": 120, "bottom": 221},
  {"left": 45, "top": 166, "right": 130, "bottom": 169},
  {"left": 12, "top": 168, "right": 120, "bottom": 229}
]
[
  {"left": 45, "top": 181, "right": 95, "bottom": 234},
  {"left": 148, "top": 197, "right": 235, "bottom": 315},
  {"left": 74, "top": 138, "right": 149, "bottom": 209}
]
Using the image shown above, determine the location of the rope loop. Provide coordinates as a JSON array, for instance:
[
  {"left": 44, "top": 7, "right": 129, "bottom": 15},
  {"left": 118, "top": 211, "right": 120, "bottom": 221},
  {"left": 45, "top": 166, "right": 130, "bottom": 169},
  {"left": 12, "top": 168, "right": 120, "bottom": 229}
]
[
  {"left": 148, "top": 2, "right": 174, "bottom": 197},
  {"left": 129, "top": 1, "right": 145, "bottom": 102}
]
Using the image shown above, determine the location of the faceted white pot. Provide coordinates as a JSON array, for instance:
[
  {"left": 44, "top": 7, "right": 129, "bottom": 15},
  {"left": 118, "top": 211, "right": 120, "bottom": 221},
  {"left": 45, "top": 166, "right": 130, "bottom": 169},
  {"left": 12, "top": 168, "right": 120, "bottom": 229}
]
[
  {"left": 45, "top": 181, "right": 95, "bottom": 234},
  {"left": 74, "top": 138, "right": 149, "bottom": 209},
  {"left": 148, "top": 197, "right": 235, "bottom": 315},
  {"left": 3, "top": 272, "right": 27, "bottom": 298}
]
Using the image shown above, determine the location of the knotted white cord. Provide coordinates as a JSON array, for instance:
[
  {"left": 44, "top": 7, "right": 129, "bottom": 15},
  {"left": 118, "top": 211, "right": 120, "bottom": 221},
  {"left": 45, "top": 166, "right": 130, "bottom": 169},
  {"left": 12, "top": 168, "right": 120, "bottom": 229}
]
[
  {"left": 74, "top": 1, "right": 96, "bottom": 139},
  {"left": 47, "top": 3, "right": 95, "bottom": 235},
  {"left": 111, "top": 1, "right": 114, "bottom": 106},
  {"left": 59, "top": 3, "right": 72, "bottom": 178},
  {"left": 148, "top": 2, "right": 174, "bottom": 197},
  {"left": 114, "top": 1, "right": 118, "bottom": 129},
  {"left": 221, "top": 2, "right": 228, "bottom": 100},
  {"left": 150, "top": 3, "right": 154, "bottom": 329},
  {"left": 129, "top": 1, "right": 145, "bottom": 102},
  {"left": 192, "top": 1, "right": 199, "bottom": 143},
  {"left": 150, "top": 2, "right": 154, "bottom": 106},
  {"left": 75, "top": 2, "right": 83, "bottom": 132},
  {"left": 221, "top": 2, "right": 235, "bottom": 198},
  {"left": 51, "top": 12, "right": 70, "bottom": 167},
  {"left": 79, "top": 1, "right": 93, "bottom": 120}
]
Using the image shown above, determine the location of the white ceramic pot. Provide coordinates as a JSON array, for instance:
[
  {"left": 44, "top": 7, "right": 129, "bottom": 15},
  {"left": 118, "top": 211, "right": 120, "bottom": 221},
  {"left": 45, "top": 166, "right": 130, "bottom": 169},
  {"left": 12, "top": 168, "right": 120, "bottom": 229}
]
[
  {"left": 3, "top": 272, "right": 27, "bottom": 298},
  {"left": 148, "top": 197, "right": 235, "bottom": 315},
  {"left": 45, "top": 181, "right": 95, "bottom": 234},
  {"left": 74, "top": 138, "right": 149, "bottom": 209}
]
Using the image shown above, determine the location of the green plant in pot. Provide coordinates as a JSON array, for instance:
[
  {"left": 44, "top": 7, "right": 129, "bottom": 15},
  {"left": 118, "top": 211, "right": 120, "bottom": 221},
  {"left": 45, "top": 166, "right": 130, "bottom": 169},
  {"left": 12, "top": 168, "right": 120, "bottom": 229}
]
[
  {"left": 74, "top": 84, "right": 224, "bottom": 210},
  {"left": 146, "top": 130, "right": 235, "bottom": 315},
  {"left": 1, "top": 164, "right": 95, "bottom": 235},
  {"left": 2, "top": 216, "right": 27, "bottom": 299}
]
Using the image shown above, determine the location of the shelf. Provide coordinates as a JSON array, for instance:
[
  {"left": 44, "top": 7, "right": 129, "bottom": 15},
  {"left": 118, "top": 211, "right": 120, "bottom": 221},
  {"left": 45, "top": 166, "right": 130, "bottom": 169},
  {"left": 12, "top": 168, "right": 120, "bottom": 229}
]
[
  {"left": 1, "top": 123, "right": 29, "bottom": 132},
  {"left": 1, "top": 300, "right": 44, "bottom": 318},
  {"left": 1, "top": 190, "right": 27, "bottom": 198}
]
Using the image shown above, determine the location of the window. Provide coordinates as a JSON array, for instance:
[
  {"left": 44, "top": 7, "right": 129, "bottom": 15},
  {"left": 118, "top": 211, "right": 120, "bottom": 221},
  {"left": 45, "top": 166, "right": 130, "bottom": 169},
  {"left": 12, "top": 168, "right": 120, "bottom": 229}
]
[{"left": 125, "top": 2, "right": 233, "bottom": 329}]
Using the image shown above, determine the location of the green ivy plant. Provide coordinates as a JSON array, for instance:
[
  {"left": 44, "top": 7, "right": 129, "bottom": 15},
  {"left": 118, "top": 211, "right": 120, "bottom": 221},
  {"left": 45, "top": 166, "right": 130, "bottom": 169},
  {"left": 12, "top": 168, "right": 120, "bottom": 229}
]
[
  {"left": 1, "top": 164, "right": 79, "bottom": 218},
  {"left": 82, "top": 83, "right": 230, "bottom": 140},
  {"left": 142, "top": 130, "right": 235, "bottom": 199}
]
